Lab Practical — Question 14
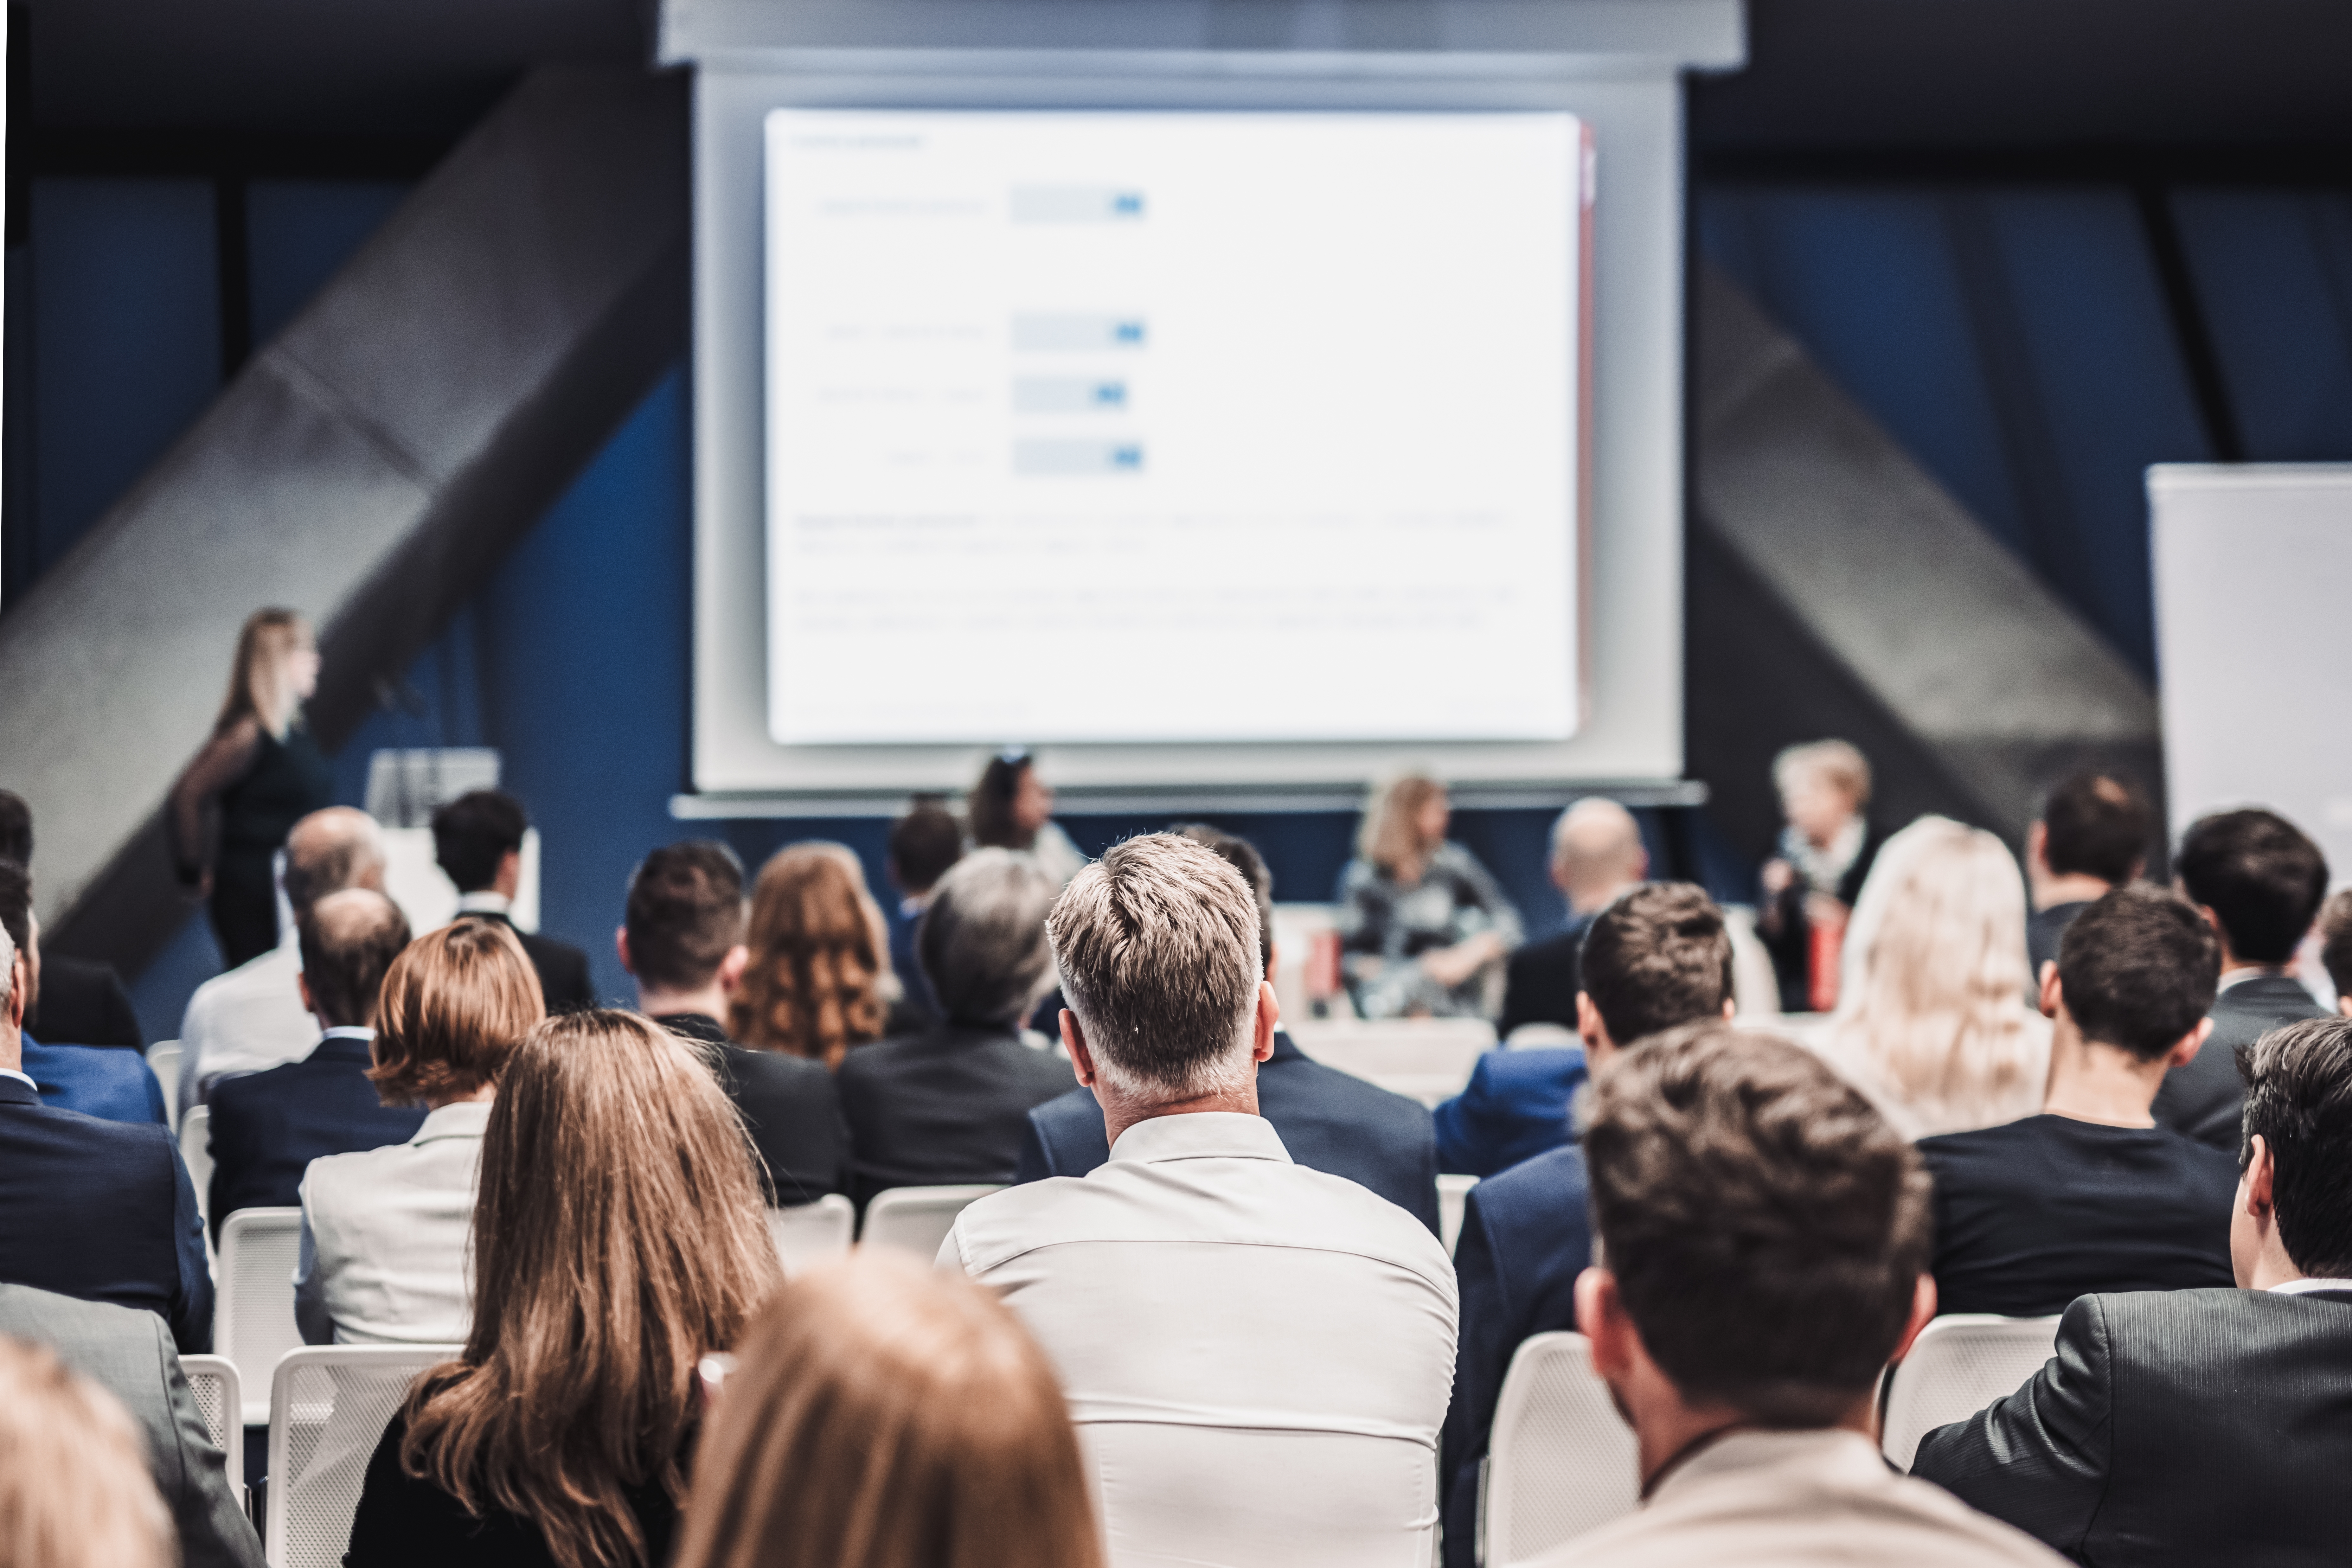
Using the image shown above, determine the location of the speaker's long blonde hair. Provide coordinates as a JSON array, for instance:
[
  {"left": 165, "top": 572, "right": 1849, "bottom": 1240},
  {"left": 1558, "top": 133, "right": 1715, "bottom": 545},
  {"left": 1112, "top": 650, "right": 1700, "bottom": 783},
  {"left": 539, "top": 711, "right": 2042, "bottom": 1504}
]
[
  {"left": 1358, "top": 770, "right": 1448, "bottom": 878},
  {"left": 214, "top": 607, "right": 312, "bottom": 739}
]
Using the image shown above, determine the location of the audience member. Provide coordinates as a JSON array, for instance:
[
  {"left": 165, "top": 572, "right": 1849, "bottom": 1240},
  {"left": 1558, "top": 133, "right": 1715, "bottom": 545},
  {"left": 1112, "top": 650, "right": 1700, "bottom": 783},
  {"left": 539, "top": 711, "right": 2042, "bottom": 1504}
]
[
  {"left": 731, "top": 842, "right": 897, "bottom": 1065},
  {"left": 1017, "top": 825, "right": 1440, "bottom": 1233},
  {"left": 296, "top": 918, "right": 543, "bottom": 1345},
  {"left": 670, "top": 1253, "right": 1105, "bottom": 1568},
  {"left": 621, "top": 841, "right": 845, "bottom": 1203},
  {"left": 884, "top": 796, "right": 964, "bottom": 1019},
  {"left": 1819, "top": 816, "right": 2050, "bottom": 1137},
  {"left": 1529, "top": 1024, "right": 2063, "bottom": 1567},
  {"left": 968, "top": 750, "right": 1087, "bottom": 887},
  {"left": 1919, "top": 886, "right": 2234, "bottom": 1316},
  {"left": 944, "top": 834, "right": 1456, "bottom": 1568},
  {"left": 1755, "top": 738, "right": 1882, "bottom": 1012},
  {"left": 0, "top": 1331, "right": 173, "bottom": 1568},
  {"left": 205, "top": 888, "right": 420, "bottom": 1237},
  {"left": 0, "top": 1284, "right": 260, "bottom": 1568},
  {"left": 1915, "top": 1015, "right": 2352, "bottom": 1562},
  {"left": 177, "top": 803, "right": 386, "bottom": 1117},
  {"left": 1438, "top": 882, "right": 1735, "bottom": 1566},
  {"left": 347, "top": 1011, "right": 781, "bottom": 1568},
  {"left": 1336, "top": 770, "right": 1522, "bottom": 1019},
  {"left": 2321, "top": 888, "right": 2352, "bottom": 1015},
  {"left": 0, "top": 861, "right": 165, "bottom": 1124},
  {"left": 0, "top": 792, "right": 140, "bottom": 1049},
  {"left": 2023, "top": 771, "right": 2154, "bottom": 976},
  {"left": 837, "top": 849, "right": 1076, "bottom": 1207},
  {"left": 1497, "top": 798, "right": 1647, "bottom": 1040},
  {"left": 2152, "top": 807, "right": 2330, "bottom": 1148},
  {"left": 430, "top": 789, "right": 596, "bottom": 1011}
]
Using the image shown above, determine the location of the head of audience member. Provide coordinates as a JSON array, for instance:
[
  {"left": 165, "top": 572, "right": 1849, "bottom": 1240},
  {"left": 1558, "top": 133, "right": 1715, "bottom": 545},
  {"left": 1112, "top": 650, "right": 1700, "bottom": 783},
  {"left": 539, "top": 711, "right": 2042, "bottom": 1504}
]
[
  {"left": 1048, "top": 834, "right": 1273, "bottom": 1147},
  {"left": 215, "top": 606, "right": 320, "bottom": 739},
  {"left": 1359, "top": 770, "right": 1450, "bottom": 880},
  {"left": 431, "top": 789, "right": 532, "bottom": 899},
  {"left": 2027, "top": 771, "right": 2154, "bottom": 910},
  {"left": 0, "top": 860, "right": 39, "bottom": 1041},
  {"left": 2176, "top": 808, "right": 2329, "bottom": 970},
  {"left": 281, "top": 806, "right": 388, "bottom": 921},
  {"left": 2318, "top": 891, "right": 2352, "bottom": 1020},
  {"left": 671, "top": 1253, "right": 1105, "bottom": 1568},
  {"left": 296, "top": 888, "right": 411, "bottom": 1034},
  {"left": 918, "top": 850, "right": 1060, "bottom": 1031},
  {"left": 1771, "top": 739, "right": 1871, "bottom": 851},
  {"left": 1829, "top": 816, "right": 2042, "bottom": 1136},
  {"left": 400, "top": 1009, "right": 779, "bottom": 1568},
  {"left": 2040, "top": 886, "right": 2220, "bottom": 1116},
  {"left": 0, "top": 791, "right": 29, "bottom": 867},
  {"left": 619, "top": 841, "right": 750, "bottom": 1025},
  {"left": 1552, "top": 798, "right": 1648, "bottom": 919},
  {"left": 888, "top": 797, "right": 965, "bottom": 903},
  {"left": 1574, "top": 882, "right": 1735, "bottom": 1064},
  {"left": 1171, "top": 823, "right": 1276, "bottom": 979},
  {"left": 0, "top": 1334, "right": 171, "bottom": 1568},
  {"left": 731, "top": 843, "right": 889, "bottom": 1067},
  {"left": 2230, "top": 1014, "right": 2352, "bottom": 1291},
  {"left": 1577, "top": 1024, "right": 1935, "bottom": 1483},
  {"left": 368, "top": 918, "right": 545, "bottom": 1111},
  {"left": 969, "top": 753, "right": 1054, "bottom": 853}
]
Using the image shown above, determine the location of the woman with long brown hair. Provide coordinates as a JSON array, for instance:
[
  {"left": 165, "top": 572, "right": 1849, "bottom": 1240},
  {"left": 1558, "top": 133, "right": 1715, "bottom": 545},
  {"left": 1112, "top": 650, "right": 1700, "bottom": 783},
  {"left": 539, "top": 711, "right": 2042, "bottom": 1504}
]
[
  {"left": 672, "top": 1252, "right": 1104, "bottom": 1568},
  {"left": 1334, "top": 769, "right": 1522, "bottom": 1019},
  {"left": 967, "top": 751, "right": 1087, "bottom": 887},
  {"left": 730, "top": 843, "right": 899, "bottom": 1067},
  {"left": 345, "top": 1010, "right": 781, "bottom": 1568}
]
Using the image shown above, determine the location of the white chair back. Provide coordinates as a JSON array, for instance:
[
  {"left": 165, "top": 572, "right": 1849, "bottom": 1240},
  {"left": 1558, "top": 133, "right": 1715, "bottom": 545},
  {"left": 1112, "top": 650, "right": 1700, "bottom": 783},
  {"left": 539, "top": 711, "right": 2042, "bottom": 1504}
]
[
  {"left": 1483, "top": 1331, "right": 1639, "bottom": 1565},
  {"left": 146, "top": 1042, "right": 183, "bottom": 1132},
  {"left": 768, "top": 1194, "right": 856, "bottom": 1274},
  {"left": 218, "top": 1206, "right": 306, "bottom": 1426},
  {"left": 179, "top": 1105, "right": 213, "bottom": 1221},
  {"left": 861, "top": 1185, "right": 1003, "bottom": 1258},
  {"left": 1437, "top": 1173, "right": 1478, "bottom": 1258},
  {"left": 1881, "top": 1314, "right": 2061, "bottom": 1470},
  {"left": 267, "top": 1345, "right": 459, "bottom": 1568},
  {"left": 179, "top": 1354, "right": 243, "bottom": 1495},
  {"left": 1286, "top": 1018, "right": 1495, "bottom": 1107}
]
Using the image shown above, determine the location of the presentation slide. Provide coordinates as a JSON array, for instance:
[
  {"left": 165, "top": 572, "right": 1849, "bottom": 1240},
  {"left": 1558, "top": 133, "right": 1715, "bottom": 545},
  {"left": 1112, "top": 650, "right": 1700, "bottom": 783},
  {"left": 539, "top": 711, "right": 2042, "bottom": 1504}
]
[{"left": 763, "top": 110, "right": 1588, "bottom": 748}]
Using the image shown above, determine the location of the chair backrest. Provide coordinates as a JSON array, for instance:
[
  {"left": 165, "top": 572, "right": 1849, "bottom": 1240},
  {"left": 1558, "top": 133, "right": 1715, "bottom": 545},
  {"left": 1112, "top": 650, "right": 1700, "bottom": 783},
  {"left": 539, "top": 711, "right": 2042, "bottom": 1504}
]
[
  {"left": 179, "top": 1354, "right": 243, "bottom": 1495},
  {"left": 1483, "top": 1332, "right": 1639, "bottom": 1566},
  {"left": 768, "top": 1194, "right": 856, "bottom": 1274},
  {"left": 218, "top": 1206, "right": 307, "bottom": 1426},
  {"left": 1881, "top": 1314, "right": 2061, "bottom": 1470},
  {"left": 267, "top": 1344, "right": 460, "bottom": 1568},
  {"left": 1437, "top": 1173, "right": 1479, "bottom": 1258},
  {"left": 1286, "top": 1019, "right": 1496, "bottom": 1107},
  {"left": 861, "top": 1185, "right": 1003, "bottom": 1258},
  {"left": 146, "top": 1042, "right": 183, "bottom": 1132},
  {"left": 179, "top": 1105, "right": 213, "bottom": 1220}
]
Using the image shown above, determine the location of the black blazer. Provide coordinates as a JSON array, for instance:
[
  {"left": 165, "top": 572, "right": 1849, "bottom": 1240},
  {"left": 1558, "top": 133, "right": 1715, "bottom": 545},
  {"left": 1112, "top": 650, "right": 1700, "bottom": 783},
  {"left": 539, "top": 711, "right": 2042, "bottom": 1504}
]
[
  {"left": 2152, "top": 974, "right": 2328, "bottom": 1150},
  {"left": 1495, "top": 918, "right": 1592, "bottom": 1040},
  {"left": 203, "top": 1035, "right": 426, "bottom": 1239},
  {"left": 0, "top": 1075, "right": 213, "bottom": 1352},
  {"left": 26, "top": 953, "right": 143, "bottom": 1049},
  {"left": 834, "top": 1021, "right": 1077, "bottom": 1208},
  {"left": 464, "top": 910, "right": 596, "bottom": 1012},
  {"left": 654, "top": 1013, "right": 846, "bottom": 1206},
  {"left": 1913, "top": 1286, "right": 2352, "bottom": 1565}
]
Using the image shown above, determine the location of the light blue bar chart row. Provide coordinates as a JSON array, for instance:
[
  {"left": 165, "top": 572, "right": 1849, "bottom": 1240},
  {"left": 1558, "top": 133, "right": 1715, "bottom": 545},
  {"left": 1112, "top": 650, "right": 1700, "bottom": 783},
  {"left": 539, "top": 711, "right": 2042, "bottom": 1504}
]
[
  {"left": 1013, "top": 376, "right": 1130, "bottom": 413},
  {"left": 1009, "top": 185, "right": 1147, "bottom": 223},
  {"left": 1011, "top": 313, "right": 1148, "bottom": 351},
  {"left": 1015, "top": 439, "right": 1146, "bottom": 475}
]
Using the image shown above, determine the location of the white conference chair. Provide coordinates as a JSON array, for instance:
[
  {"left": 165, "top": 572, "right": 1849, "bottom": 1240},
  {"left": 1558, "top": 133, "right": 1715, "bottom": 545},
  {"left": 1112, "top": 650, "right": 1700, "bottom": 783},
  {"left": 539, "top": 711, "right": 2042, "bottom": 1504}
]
[
  {"left": 1881, "top": 1314, "right": 2061, "bottom": 1470},
  {"left": 860, "top": 1185, "right": 1003, "bottom": 1258},
  {"left": 267, "top": 1345, "right": 459, "bottom": 1568},
  {"left": 1286, "top": 1018, "right": 1496, "bottom": 1107},
  {"left": 146, "top": 1041, "right": 183, "bottom": 1132},
  {"left": 1437, "top": 1173, "right": 1479, "bottom": 1258},
  {"left": 180, "top": 1354, "right": 244, "bottom": 1496},
  {"left": 179, "top": 1105, "right": 213, "bottom": 1223},
  {"left": 218, "top": 1206, "right": 307, "bottom": 1427},
  {"left": 768, "top": 1194, "right": 856, "bottom": 1274},
  {"left": 1482, "top": 1332, "right": 1639, "bottom": 1566}
]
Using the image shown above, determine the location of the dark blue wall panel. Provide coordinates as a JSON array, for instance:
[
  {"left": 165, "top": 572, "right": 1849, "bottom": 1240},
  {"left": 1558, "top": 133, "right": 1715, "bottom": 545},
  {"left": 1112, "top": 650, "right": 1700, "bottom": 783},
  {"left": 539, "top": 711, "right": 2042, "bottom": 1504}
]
[
  {"left": 2173, "top": 189, "right": 2352, "bottom": 462},
  {"left": 247, "top": 180, "right": 413, "bottom": 345}
]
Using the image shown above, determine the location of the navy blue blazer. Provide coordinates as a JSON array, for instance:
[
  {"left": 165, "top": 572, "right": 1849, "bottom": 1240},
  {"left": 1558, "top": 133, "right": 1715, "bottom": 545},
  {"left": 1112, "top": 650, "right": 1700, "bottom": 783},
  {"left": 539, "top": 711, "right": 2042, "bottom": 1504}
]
[
  {"left": 1440, "top": 1143, "right": 1594, "bottom": 1568},
  {"left": 22, "top": 1034, "right": 167, "bottom": 1125},
  {"left": 0, "top": 1073, "right": 213, "bottom": 1353},
  {"left": 1431, "top": 1046, "right": 1587, "bottom": 1177},
  {"left": 1013, "top": 1031, "right": 1443, "bottom": 1236},
  {"left": 204, "top": 1034, "right": 427, "bottom": 1241}
]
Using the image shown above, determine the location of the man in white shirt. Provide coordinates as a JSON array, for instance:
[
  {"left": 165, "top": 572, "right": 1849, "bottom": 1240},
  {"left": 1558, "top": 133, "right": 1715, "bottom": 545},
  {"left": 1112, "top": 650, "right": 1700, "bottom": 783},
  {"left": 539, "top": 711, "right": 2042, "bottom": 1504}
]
[
  {"left": 177, "top": 806, "right": 386, "bottom": 1119},
  {"left": 941, "top": 832, "right": 1457, "bottom": 1568}
]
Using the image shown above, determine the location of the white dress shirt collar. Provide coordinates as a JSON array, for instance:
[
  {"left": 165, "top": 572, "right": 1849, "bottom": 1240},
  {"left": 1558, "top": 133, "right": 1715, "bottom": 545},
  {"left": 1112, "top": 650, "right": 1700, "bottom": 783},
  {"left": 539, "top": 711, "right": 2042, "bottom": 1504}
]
[
  {"left": 1107, "top": 1110, "right": 1294, "bottom": 1167},
  {"left": 321, "top": 1025, "right": 378, "bottom": 1044},
  {"left": 0, "top": 1067, "right": 35, "bottom": 1091},
  {"left": 2269, "top": 1276, "right": 2352, "bottom": 1296},
  {"left": 411, "top": 1099, "right": 493, "bottom": 1144},
  {"left": 455, "top": 891, "right": 512, "bottom": 916},
  {"left": 1655, "top": 1428, "right": 1886, "bottom": 1503}
]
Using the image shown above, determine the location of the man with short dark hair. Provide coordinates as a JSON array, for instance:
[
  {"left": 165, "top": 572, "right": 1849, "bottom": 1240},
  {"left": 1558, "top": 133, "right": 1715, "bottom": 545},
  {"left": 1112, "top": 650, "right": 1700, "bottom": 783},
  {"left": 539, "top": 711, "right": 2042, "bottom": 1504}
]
[
  {"left": 1915, "top": 1015, "right": 2352, "bottom": 1563},
  {"left": 2024, "top": 771, "right": 2154, "bottom": 976},
  {"left": 618, "top": 840, "right": 844, "bottom": 1203},
  {"left": 1529, "top": 1025, "right": 2063, "bottom": 1567},
  {"left": 429, "top": 789, "right": 594, "bottom": 1011},
  {"left": 2153, "top": 807, "right": 2330, "bottom": 1148},
  {"left": 2318, "top": 888, "right": 2352, "bottom": 1017},
  {"left": 0, "top": 791, "right": 141, "bottom": 1049},
  {"left": 1919, "top": 885, "right": 2235, "bottom": 1316},
  {"left": 884, "top": 797, "right": 963, "bottom": 1020}
]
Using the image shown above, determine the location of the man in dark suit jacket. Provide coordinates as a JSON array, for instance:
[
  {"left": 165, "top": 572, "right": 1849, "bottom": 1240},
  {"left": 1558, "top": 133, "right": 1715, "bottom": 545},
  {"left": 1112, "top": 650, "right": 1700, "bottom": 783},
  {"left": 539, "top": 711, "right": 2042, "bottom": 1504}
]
[
  {"left": 619, "top": 839, "right": 847, "bottom": 1205},
  {"left": 431, "top": 788, "right": 596, "bottom": 1011},
  {"left": 1495, "top": 797, "right": 1649, "bottom": 1041},
  {"left": 0, "top": 792, "right": 141, "bottom": 1048},
  {"left": 205, "top": 890, "right": 424, "bottom": 1238},
  {"left": 0, "top": 1283, "right": 262, "bottom": 1567},
  {"left": 1915, "top": 1014, "right": 2352, "bottom": 1564},
  {"left": 2151, "top": 808, "right": 2329, "bottom": 1149}
]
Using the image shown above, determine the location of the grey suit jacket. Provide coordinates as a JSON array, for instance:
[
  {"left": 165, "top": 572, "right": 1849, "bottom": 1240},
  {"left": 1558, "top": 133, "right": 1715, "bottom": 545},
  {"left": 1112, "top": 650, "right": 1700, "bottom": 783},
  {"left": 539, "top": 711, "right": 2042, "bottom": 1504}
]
[
  {"left": 2150, "top": 974, "right": 2328, "bottom": 1150},
  {"left": 0, "top": 1283, "right": 263, "bottom": 1568}
]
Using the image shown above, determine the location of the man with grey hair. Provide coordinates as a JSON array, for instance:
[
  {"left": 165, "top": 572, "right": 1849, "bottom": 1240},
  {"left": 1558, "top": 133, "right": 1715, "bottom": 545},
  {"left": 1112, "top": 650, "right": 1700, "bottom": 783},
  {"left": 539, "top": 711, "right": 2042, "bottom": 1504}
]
[
  {"left": 835, "top": 847, "right": 1076, "bottom": 1208},
  {"left": 943, "top": 833, "right": 1458, "bottom": 1568}
]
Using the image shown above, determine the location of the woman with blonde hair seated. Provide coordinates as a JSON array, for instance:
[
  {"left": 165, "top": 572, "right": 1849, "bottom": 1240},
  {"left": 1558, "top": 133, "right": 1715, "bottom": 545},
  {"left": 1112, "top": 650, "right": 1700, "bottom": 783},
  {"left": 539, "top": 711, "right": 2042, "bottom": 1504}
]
[
  {"left": 1336, "top": 770, "right": 1522, "bottom": 1019},
  {"left": 346, "top": 1010, "right": 781, "bottom": 1568},
  {"left": 672, "top": 1251, "right": 1103, "bottom": 1568},
  {"left": 1818, "top": 815, "right": 2051, "bottom": 1139},
  {"left": 296, "top": 917, "right": 545, "bottom": 1345},
  {"left": 0, "top": 1334, "right": 172, "bottom": 1568},
  {"left": 732, "top": 843, "right": 910, "bottom": 1066}
]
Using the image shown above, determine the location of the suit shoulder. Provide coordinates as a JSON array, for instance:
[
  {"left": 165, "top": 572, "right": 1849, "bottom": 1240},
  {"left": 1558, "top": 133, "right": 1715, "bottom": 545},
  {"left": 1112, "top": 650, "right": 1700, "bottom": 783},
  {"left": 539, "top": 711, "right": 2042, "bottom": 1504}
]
[
  {"left": 1272, "top": 1055, "right": 1432, "bottom": 1129},
  {"left": 725, "top": 1044, "right": 834, "bottom": 1090},
  {"left": 1030, "top": 1084, "right": 1098, "bottom": 1129},
  {"left": 1480, "top": 1142, "right": 1588, "bottom": 1202}
]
